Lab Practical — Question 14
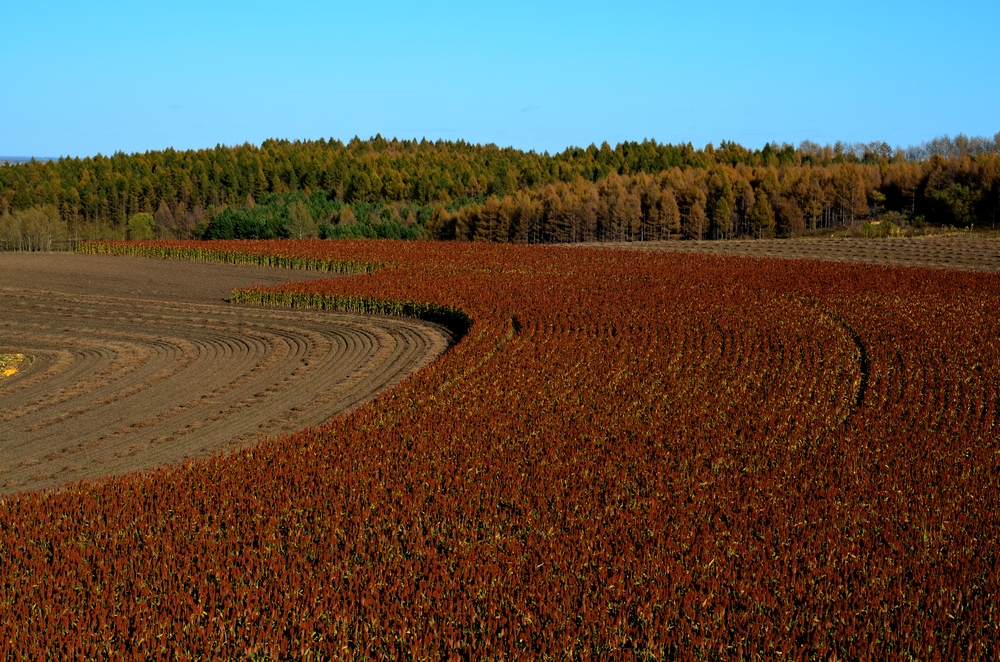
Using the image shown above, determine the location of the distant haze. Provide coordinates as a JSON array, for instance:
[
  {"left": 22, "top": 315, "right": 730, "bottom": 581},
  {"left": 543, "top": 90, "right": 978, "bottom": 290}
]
[{"left": 1, "top": 157, "right": 55, "bottom": 165}]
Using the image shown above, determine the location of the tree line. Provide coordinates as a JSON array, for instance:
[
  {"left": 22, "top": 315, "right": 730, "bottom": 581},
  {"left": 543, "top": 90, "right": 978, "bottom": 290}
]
[{"left": 1, "top": 133, "right": 998, "bottom": 246}]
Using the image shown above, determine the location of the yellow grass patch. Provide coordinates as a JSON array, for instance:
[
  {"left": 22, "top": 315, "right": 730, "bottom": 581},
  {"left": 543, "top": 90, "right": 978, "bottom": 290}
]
[{"left": 0, "top": 353, "right": 24, "bottom": 378}]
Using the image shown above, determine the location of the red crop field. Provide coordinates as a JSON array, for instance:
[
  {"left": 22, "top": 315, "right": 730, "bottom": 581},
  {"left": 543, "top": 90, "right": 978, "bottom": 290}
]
[{"left": 3, "top": 239, "right": 999, "bottom": 659}]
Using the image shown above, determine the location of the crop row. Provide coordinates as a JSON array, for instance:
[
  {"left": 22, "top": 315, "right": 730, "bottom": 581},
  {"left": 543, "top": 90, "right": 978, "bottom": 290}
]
[
  {"left": 76, "top": 239, "right": 380, "bottom": 274},
  {"left": 1, "top": 240, "right": 998, "bottom": 658}
]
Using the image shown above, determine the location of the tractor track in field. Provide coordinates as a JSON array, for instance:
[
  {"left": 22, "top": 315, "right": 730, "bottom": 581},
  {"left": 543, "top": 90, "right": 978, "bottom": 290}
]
[{"left": 0, "top": 253, "right": 451, "bottom": 494}]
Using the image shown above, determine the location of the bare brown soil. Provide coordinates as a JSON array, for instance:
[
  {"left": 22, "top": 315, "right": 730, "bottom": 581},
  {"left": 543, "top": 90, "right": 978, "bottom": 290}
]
[
  {"left": 595, "top": 236, "right": 1000, "bottom": 272},
  {"left": 0, "top": 253, "right": 450, "bottom": 494}
]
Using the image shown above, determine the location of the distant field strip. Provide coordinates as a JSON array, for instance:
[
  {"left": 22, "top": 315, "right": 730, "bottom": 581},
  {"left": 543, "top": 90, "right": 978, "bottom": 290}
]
[{"left": 599, "top": 236, "right": 1000, "bottom": 272}]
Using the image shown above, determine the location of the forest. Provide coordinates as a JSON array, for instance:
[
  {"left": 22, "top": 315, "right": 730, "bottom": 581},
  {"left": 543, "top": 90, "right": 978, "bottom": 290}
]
[{"left": 1, "top": 133, "right": 998, "bottom": 247}]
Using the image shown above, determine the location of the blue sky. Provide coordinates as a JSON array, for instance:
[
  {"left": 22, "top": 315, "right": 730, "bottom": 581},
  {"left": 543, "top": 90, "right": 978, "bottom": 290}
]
[{"left": 3, "top": 0, "right": 998, "bottom": 158}]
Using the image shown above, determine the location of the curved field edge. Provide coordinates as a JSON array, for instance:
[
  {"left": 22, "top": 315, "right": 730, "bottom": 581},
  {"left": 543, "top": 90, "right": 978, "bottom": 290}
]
[
  {"left": 231, "top": 288, "right": 473, "bottom": 341},
  {"left": 1, "top": 239, "right": 999, "bottom": 659}
]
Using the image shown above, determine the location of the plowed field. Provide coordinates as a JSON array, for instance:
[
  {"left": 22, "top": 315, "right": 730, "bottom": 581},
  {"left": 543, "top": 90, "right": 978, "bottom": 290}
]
[
  {"left": 0, "top": 253, "right": 450, "bottom": 493},
  {"left": 599, "top": 235, "right": 1000, "bottom": 272}
]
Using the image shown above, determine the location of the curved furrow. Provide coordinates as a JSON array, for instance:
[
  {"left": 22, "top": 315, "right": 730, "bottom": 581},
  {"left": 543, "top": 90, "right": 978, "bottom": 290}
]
[{"left": 0, "top": 281, "right": 451, "bottom": 494}]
